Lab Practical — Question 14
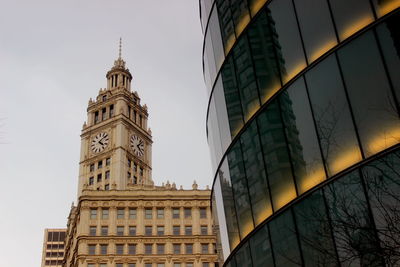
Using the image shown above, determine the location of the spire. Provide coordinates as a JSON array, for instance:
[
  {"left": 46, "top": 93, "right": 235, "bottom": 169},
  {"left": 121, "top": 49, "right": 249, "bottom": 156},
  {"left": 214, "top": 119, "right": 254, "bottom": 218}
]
[{"left": 118, "top": 37, "right": 122, "bottom": 60}]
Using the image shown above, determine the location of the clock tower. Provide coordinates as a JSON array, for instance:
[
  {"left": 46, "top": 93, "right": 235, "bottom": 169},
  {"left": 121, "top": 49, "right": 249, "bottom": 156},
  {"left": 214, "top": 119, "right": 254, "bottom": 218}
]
[{"left": 77, "top": 41, "right": 153, "bottom": 197}]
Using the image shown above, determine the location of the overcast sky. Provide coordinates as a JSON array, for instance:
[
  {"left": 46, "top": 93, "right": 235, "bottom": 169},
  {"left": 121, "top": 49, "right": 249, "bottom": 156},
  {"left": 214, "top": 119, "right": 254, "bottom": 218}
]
[{"left": 0, "top": 1, "right": 212, "bottom": 266}]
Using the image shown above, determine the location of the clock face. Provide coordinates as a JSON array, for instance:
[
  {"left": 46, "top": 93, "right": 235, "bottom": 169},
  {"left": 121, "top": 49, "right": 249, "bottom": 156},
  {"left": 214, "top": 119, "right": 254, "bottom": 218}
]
[
  {"left": 91, "top": 132, "right": 109, "bottom": 153},
  {"left": 130, "top": 135, "right": 145, "bottom": 157}
]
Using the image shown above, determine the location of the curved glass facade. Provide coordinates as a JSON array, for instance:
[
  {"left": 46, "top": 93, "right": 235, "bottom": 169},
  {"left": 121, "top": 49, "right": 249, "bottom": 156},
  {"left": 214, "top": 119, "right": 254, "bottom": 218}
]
[{"left": 201, "top": 0, "right": 400, "bottom": 266}]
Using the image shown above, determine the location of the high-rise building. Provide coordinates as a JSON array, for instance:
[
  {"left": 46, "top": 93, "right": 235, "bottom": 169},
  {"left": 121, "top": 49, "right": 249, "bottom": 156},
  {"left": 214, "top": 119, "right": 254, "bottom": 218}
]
[
  {"left": 41, "top": 229, "right": 67, "bottom": 267},
  {"left": 45, "top": 44, "right": 218, "bottom": 267},
  {"left": 200, "top": 0, "right": 400, "bottom": 266}
]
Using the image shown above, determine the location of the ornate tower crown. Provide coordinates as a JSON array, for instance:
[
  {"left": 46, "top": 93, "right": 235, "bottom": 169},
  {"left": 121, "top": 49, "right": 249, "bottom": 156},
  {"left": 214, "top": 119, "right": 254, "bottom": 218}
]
[{"left": 106, "top": 38, "right": 133, "bottom": 90}]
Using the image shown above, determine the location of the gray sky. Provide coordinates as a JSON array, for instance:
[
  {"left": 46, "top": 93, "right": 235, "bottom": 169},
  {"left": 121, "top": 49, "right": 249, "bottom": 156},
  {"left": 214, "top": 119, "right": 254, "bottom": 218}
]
[{"left": 0, "top": 1, "right": 212, "bottom": 265}]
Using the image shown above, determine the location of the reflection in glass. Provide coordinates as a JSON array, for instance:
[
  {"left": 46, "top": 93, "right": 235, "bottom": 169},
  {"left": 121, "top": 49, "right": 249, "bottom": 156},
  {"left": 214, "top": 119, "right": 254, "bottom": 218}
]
[
  {"left": 377, "top": 13, "right": 400, "bottom": 105},
  {"left": 329, "top": 0, "right": 374, "bottom": 41},
  {"left": 248, "top": 11, "right": 281, "bottom": 104},
  {"left": 205, "top": 30, "right": 217, "bottom": 86},
  {"left": 214, "top": 77, "right": 232, "bottom": 153},
  {"left": 216, "top": 0, "right": 236, "bottom": 54},
  {"left": 280, "top": 77, "right": 326, "bottom": 194},
  {"left": 221, "top": 57, "right": 244, "bottom": 138},
  {"left": 230, "top": 0, "right": 251, "bottom": 36},
  {"left": 294, "top": 0, "right": 337, "bottom": 62},
  {"left": 218, "top": 165, "right": 241, "bottom": 251},
  {"left": 372, "top": 0, "right": 400, "bottom": 17},
  {"left": 248, "top": 0, "right": 268, "bottom": 16},
  {"left": 257, "top": 100, "right": 297, "bottom": 210},
  {"left": 324, "top": 171, "right": 383, "bottom": 266},
  {"left": 209, "top": 6, "right": 226, "bottom": 71},
  {"left": 338, "top": 31, "right": 400, "bottom": 156},
  {"left": 207, "top": 96, "right": 222, "bottom": 172},
  {"left": 240, "top": 121, "right": 273, "bottom": 224},
  {"left": 294, "top": 190, "right": 338, "bottom": 266},
  {"left": 249, "top": 224, "right": 274, "bottom": 266},
  {"left": 270, "top": 210, "right": 302, "bottom": 267},
  {"left": 362, "top": 150, "right": 400, "bottom": 266},
  {"left": 234, "top": 242, "right": 252, "bottom": 267},
  {"left": 306, "top": 55, "right": 362, "bottom": 176},
  {"left": 228, "top": 142, "right": 255, "bottom": 237},
  {"left": 211, "top": 190, "right": 226, "bottom": 264},
  {"left": 268, "top": 0, "right": 307, "bottom": 83},
  {"left": 233, "top": 36, "right": 260, "bottom": 122}
]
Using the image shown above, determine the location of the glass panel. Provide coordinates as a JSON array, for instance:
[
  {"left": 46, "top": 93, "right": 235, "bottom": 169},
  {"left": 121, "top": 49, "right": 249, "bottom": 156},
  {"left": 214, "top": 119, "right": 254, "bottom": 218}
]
[
  {"left": 233, "top": 36, "right": 260, "bottom": 122},
  {"left": 210, "top": 6, "right": 225, "bottom": 71},
  {"left": 208, "top": 95, "right": 223, "bottom": 170},
  {"left": 362, "top": 150, "right": 400, "bottom": 266},
  {"left": 240, "top": 121, "right": 273, "bottom": 223},
  {"left": 329, "top": 0, "right": 374, "bottom": 41},
  {"left": 205, "top": 29, "right": 218, "bottom": 86},
  {"left": 324, "top": 170, "right": 383, "bottom": 266},
  {"left": 221, "top": 57, "right": 244, "bottom": 138},
  {"left": 338, "top": 31, "right": 400, "bottom": 156},
  {"left": 214, "top": 76, "right": 232, "bottom": 153},
  {"left": 306, "top": 55, "right": 362, "bottom": 176},
  {"left": 280, "top": 77, "right": 326, "bottom": 193},
  {"left": 258, "top": 100, "right": 297, "bottom": 210},
  {"left": 212, "top": 189, "right": 227, "bottom": 263},
  {"left": 294, "top": 0, "right": 337, "bottom": 62},
  {"left": 234, "top": 242, "right": 252, "bottom": 267},
  {"left": 269, "top": 210, "right": 302, "bottom": 267},
  {"left": 293, "top": 190, "right": 338, "bottom": 266},
  {"left": 372, "top": 0, "right": 400, "bottom": 17},
  {"left": 268, "top": 0, "right": 307, "bottom": 83},
  {"left": 248, "top": 11, "right": 282, "bottom": 104},
  {"left": 216, "top": 0, "right": 236, "bottom": 54},
  {"left": 249, "top": 224, "right": 274, "bottom": 266},
  {"left": 227, "top": 142, "right": 254, "bottom": 236},
  {"left": 376, "top": 13, "right": 400, "bottom": 105},
  {"left": 230, "top": 0, "right": 251, "bottom": 36},
  {"left": 204, "top": 49, "right": 212, "bottom": 92},
  {"left": 218, "top": 163, "right": 241, "bottom": 250}
]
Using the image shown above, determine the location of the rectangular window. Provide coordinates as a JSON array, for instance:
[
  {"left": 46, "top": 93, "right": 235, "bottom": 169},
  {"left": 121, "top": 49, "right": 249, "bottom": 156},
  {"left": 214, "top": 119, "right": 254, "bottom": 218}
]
[
  {"left": 157, "top": 208, "right": 164, "bottom": 219},
  {"left": 145, "top": 226, "right": 152, "bottom": 236},
  {"left": 100, "top": 264, "right": 107, "bottom": 267},
  {"left": 102, "top": 95, "right": 107, "bottom": 102},
  {"left": 157, "top": 244, "right": 165, "bottom": 254},
  {"left": 128, "top": 106, "right": 131, "bottom": 119},
  {"left": 173, "top": 225, "right": 180, "bottom": 235},
  {"left": 186, "top": 244, "right": 193, "bottom": 254},
  {"left": 174, "top": 264, "right": 181, "bottom": 267},
  {"left": 89, "top": 226, "right": 96, "bottom": 236},
  {"left": 109, "top": 104, "right": 114, "bottom": 117},
  {"left": 157, "top": 264, "right": 165, "bottom": 267},
  {"left": 201, "top": 225, "right": 208, "bottom": 235},
  {"left": 105, "top": 171, "right": 110, "bottom": 179},
  {"left": 129, "top": 208, "right": 137, "bottom": 219},
  {"left": 90, "top": 209, "right": 97, "bottom": 219},
  {"left": 200, "top": 207, "right": 207, "bottom": 218},
  {"left": 102, "top": 209, "right": 109, "bottom": 219},
  {"left": 201, "top": 244, "right": 209, "bottom": 254},
  {"left": 157, "top": 226, "right": 164, "bottom": 235},
  {"left": 89, "top": 177, "right": 94, "bottom": 185},
  {"left": 173, "top": 244, "right": 181, "bottom": 254},
  {"left": 145, "top": 208, "right": 152, "bottom": 219},
  {"left": 184, "top": 208, "right": 191, "bottom": 218},
  {"left": 128, "top": 244, "right": 136, "bottom": 255},
  {"left": 100, "top": 244, "right": 107, "bottom": 255},
  {"left": 172, "top": 208, "right": 180, "bottom": 218},
  {"left": 105, "top": 184, "right": 109, "bottom": 190},
  {"left": 203, "top": 263, "right": 210, "bottom": 267},
  {"left": 133, "top": 163, "right": 137, "bottom": 172},
  {"left": 106, "top": 157, "right": 111, "bottom": 166},
  {"left": 133, "top": 110, "right": 137, "bottom": 123},
  {"left": 129, "top": 226, "right": 136, "bottom": 236},
  {"left": 185, "top": 226, "right": 192, "bottom": 235},
  {"left": 116, "top": 244, "right": 124, "bottom": 255},
  {"left": 98, "top": 160, "right": 103, "bottom": 169},
  {"left": 128, "top": 264, "right": 135, "bottom": 267},
  {"left": 88, "top": 244, "right": 96, "bottom": 255},
  {"left": 117, "top": 208, "right": 125, "bottom": 219},
  {"left": 97, "top": 173, "right": 102, "bottom": 182},
  {"left": 145, "top": 244, "right": 152, "bottom": 254},
  {"left": 101, "top": 226, "right": 108, "bottom": 236},
  {"left": 102, "top": 108, "right": 107, "bottom": 120},
  {"left": 187, "top": 263, "right": 193, "bottom": 267},
  {"left": 139, "top": 115, "right": 143, "bottom": 127},
  {"left": 94, "top": 111, "right": 99, "bottom": 123},
  {"left": 128, "top": 159, "right": 131, "bottom": 167},
  {"left": 140, "top": 167, "right": 144, "bottom": 176},
  {"left": 117, "top": 226, "right": 124, "bottom": 236},
  {"left": 90, "top": 164, "right": 95, "bottom": 172},
  {"left": 133, "top": 176, "right": 137, "bottom": 184},
  {"left": 116, "top": 264, "right": 123, "bottom": 267},
  {"left": 127, "top": 172, "right": 131, "bottom": 179},
  {"left": 88, "top": 264, "right": 95, "bottom": 267},
  {"left": 145, "top": 264, "right": 152, "bottom": 267}
]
